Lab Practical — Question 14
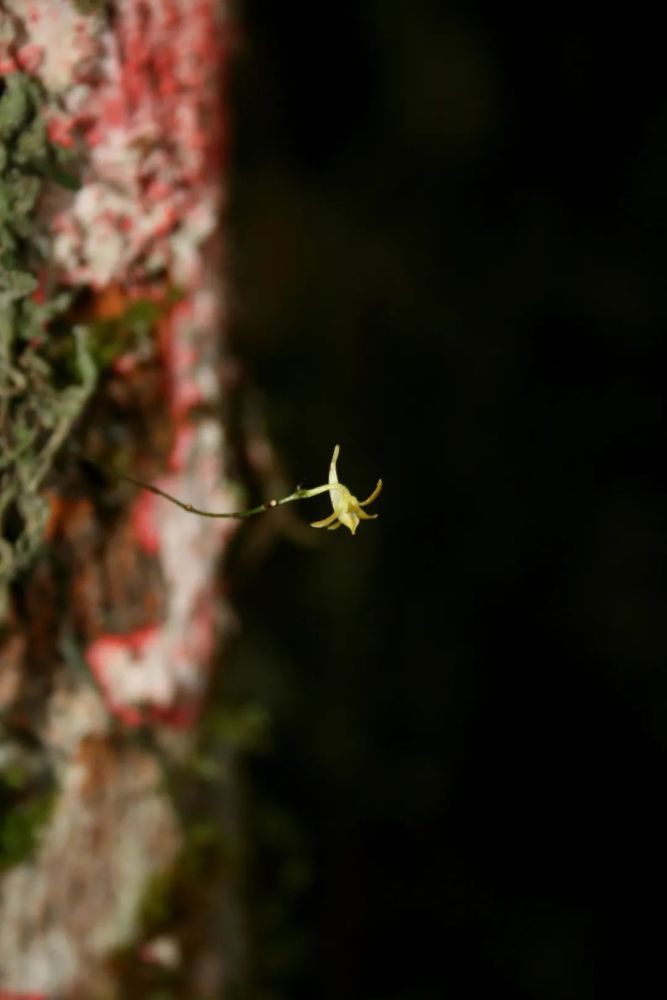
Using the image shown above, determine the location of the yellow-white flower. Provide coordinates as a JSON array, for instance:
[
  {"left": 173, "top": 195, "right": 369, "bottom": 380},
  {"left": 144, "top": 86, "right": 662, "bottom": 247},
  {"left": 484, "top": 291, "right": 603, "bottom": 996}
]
[{"left": 310, "top": 445, "right": 383, "bottom": 535}]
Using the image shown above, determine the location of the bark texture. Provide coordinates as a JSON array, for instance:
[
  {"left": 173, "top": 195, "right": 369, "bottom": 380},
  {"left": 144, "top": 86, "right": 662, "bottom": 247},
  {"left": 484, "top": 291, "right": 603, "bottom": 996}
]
[{"left": 0, "top": 2, "right": 235, "bottom": 995}]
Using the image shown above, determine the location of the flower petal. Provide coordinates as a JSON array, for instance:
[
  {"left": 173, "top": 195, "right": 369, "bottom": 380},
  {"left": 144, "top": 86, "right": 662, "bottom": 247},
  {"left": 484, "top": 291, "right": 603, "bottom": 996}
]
[
  {"left": 359, "top": 479, "right": 383, "bottom": 506},
  {"left": 329, "top": 444, "right": 341, "bottom": 485},
  {"left": 310, "top": 511, "right": 340, "bottom": 528}
]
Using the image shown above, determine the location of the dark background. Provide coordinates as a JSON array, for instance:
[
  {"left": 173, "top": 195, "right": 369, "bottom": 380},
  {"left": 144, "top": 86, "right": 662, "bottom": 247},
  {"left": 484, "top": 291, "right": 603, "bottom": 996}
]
[{"left": 226, "top": 4, "right": 667, "bottom": 998}]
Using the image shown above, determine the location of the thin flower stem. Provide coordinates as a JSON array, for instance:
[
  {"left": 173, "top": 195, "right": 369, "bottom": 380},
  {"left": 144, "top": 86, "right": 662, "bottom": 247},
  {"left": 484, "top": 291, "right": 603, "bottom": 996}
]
[{"left": 116, "top": 471, "right": 332, "bottom": 520}]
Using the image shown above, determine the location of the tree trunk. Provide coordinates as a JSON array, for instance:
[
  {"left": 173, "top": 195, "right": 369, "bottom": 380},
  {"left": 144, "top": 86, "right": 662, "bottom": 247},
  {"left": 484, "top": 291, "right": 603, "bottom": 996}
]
[{"left": 1, "top": 2, "right": 237, "bottom": 995}]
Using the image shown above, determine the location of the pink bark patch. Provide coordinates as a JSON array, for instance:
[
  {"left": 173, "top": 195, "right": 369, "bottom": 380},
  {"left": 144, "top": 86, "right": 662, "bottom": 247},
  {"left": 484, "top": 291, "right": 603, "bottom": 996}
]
[
  {"left": 45, "top": 0, "right": 225, "bottom": 289},
  {"left": 168, "top": 422, "right": 198, "bottom": 474},
  {"left": 130, "top": 491, "right": 161, "bottom": 554},
  {"left": 16, "top": 43, "right": 43, "bottom": 73}
]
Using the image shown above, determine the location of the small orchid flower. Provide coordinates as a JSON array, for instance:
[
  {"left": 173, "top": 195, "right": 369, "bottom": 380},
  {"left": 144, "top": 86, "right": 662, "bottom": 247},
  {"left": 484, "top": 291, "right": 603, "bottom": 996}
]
[
  {"left": 101, "top": 444, "right": 382, "bottom": 536},
  {"left": 309, "top": 445, "right": 383, "bottom": 535}
]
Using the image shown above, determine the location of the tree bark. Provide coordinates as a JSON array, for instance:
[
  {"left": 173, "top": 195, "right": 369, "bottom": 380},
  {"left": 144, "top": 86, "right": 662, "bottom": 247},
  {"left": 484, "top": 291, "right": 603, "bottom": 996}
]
[{"left": 0, "top": 2, "right": 236, "bottom": 995}]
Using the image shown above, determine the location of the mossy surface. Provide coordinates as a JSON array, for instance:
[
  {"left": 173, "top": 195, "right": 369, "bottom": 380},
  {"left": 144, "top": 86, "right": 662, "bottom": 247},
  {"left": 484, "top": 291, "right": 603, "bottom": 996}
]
[
  {"left": 0, "top": 72, "right": 95, "bottom": 619},
  {"left": 70, "top": 0, "right": 110, "bottom": 15},
  {"left": 0, "top": 739, "right": 55, "bottom": 870},
  {"left": 0, "top": 785, "right": 54, "bottom": 870}
]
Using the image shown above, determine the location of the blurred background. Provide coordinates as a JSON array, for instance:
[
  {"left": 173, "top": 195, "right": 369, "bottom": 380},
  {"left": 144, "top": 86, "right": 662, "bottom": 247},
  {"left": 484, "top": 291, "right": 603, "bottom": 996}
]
[{"left": 224, "top": 3, "right": 667, "bottom": 998}]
